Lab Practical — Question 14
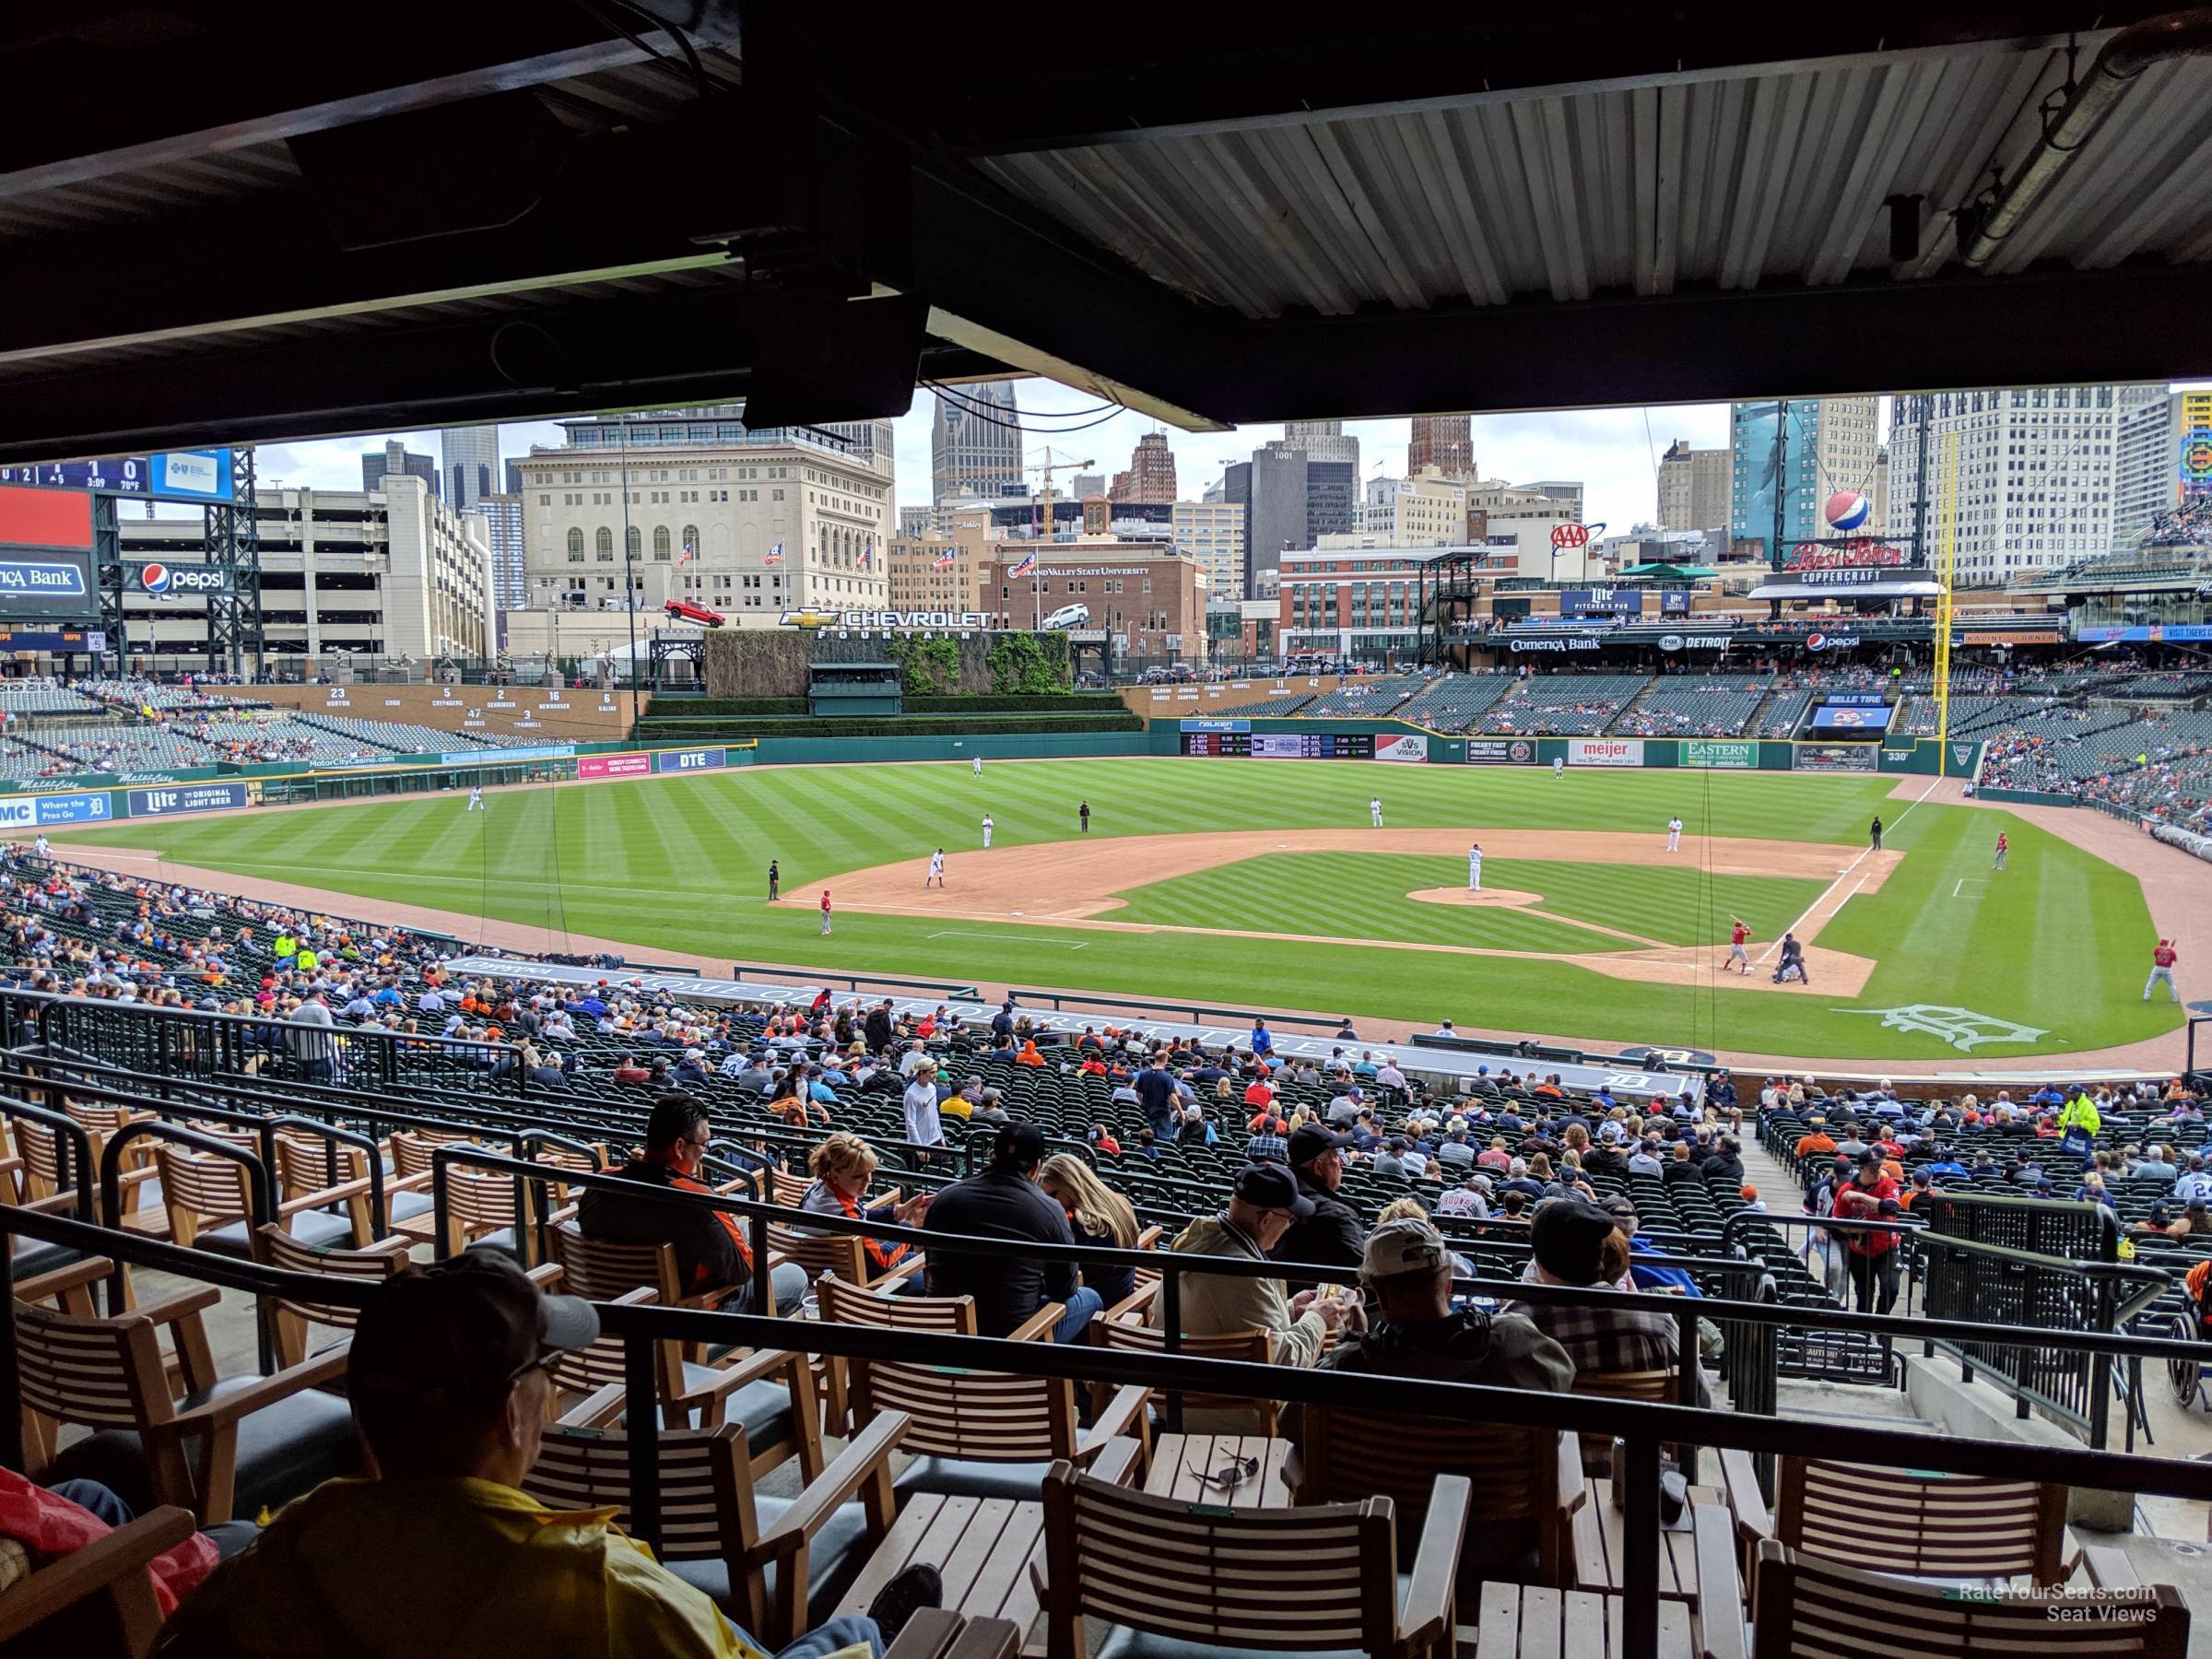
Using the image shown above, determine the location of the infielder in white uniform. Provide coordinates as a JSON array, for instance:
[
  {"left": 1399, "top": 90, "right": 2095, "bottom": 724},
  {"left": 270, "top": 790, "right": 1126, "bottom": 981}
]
[
  {"left": 982, "top": 814, "right": 994, "bottom": 849},
  {"left": 1370, "top": 796, "right": 1383, "bottom": 829},
  {"left": 1467, "top": 843, "right": 1483, "bottom": 892},
  {"left": 467, "top": 787, "right": 484, "bottom": 811},
  {"left": 926, "top": 849, "right": 946, "bottom": 888},
  {"left": 1666, "top": 816, "right": 1682, "bottom": 853},
  {"left": 1553, "top": 757, "right": 1565, "bottom": 780}
]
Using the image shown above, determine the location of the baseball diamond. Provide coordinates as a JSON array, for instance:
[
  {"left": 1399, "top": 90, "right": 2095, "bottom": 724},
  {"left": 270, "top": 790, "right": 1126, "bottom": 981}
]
[{"left": 50, "top": 755, "right": 2189, "bottom": 1069}]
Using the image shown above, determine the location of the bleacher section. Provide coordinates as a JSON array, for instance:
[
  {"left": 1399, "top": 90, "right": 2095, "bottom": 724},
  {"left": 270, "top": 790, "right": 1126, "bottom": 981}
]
[
  {"left": 1192, "top": 689, "right": 1316, "bottom": 718},
  {"left": 1387, "top": 673, "right": 1513, "bottom": 732},
  {"left": 1616, "top": 677, "right": 1771, "bottom": 737},
  {"left": 1296, "top": 674, "right": 1430, "bottom": 719},
  {"left": 1750, "top": 688, "right": 1814, "bottom": 737},
  {"left": 1478, "top": 674, "right": 1649, "bottom": 735},
  {"left": 0, "top": 683, "right": 99, "bottom": 714}
]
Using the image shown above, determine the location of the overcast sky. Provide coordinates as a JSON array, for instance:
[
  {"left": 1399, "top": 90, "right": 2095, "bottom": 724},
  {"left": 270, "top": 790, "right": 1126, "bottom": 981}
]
[{"left": 253, "top": 378, "right": 1760, "bottom": 535}]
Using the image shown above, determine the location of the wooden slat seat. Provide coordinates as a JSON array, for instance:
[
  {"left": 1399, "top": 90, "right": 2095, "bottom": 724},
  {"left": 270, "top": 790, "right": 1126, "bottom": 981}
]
[
  {"left": 1751, "top": 1542, "right": 2187, "bottom": 1657},
  {"left": 1090, "top": 1305, "right": 1277, "bottom": 1434},
  {"left": 1297, "top": 1406, "right": 1584, "bottom": 1586},
  {"left": 1722, "top": 1450, "right": 2074, "bottom": 1588},
  {"left": 16, "top": 1280, "right": 355, "bottom": 1525},
  {"left": 546, "top": 1220, "right": 822, "bottom": 1481},
  {"left": 0, "top": 1503, "right": 198, "bottom": 1657},
  {"left": 1040, "top": 1459, "right": 1470, "bottom": 1659},
  {"left": 251, "top": 1225, "right": 410, "bottom": 1368},
  {"left": 818, "top": 1273, "right": 1151, "bottom": 1501},
  {"left": 154, "top": 1142, "right": 367, "bottom": 1257},
  {"left": 1571, "top": 1367, "right": 1678, "bottom": 1475},
  {"left": 524, "top": 1401, "right": 907, "bottom": 1649}
]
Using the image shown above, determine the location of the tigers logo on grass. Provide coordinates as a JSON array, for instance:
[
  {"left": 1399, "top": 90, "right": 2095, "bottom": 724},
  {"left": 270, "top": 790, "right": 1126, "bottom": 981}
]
[{"left": 1838, "top": 1005, "right": 2049, "bottom": 1053}]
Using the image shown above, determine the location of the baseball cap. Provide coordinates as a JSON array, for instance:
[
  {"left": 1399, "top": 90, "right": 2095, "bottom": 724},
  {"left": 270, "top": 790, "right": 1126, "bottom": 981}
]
[
  {"left": 1288, "top": 1124, "right": 1355, "bottom": 1166},
  {"left": 989, "top": 1123, "right": 1047, "bottom": 1168},
  {"left": 1530, "top": 1196, "right": 1619, "bottom": 1285},
  {"left": 348, "top": 1251, "right": 597, "bottom": 1409},
  {"left": 1232, "top": 1163, "right": 1315, "bottom": 1218},
  {"left": 1597, "top": 1194, "right": 1637, "bottom": 1223},
  {"left": 1360, "top": 1218, "right": 1451, "bottom": 1277}
]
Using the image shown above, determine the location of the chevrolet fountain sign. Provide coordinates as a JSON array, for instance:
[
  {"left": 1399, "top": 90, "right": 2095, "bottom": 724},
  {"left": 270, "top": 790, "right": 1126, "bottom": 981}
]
[{"left": 779, "top": 609, "right": 993, "bottom": 629}]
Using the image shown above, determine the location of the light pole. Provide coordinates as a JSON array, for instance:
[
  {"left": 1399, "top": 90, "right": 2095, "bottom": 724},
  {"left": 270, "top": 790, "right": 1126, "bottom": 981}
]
[{"left": 618, "top": 418, "right": 640, "bottom": 723}]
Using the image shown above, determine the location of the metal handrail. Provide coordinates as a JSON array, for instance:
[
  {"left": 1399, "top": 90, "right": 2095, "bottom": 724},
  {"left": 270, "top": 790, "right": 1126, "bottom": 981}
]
[{"left": 6, "top": 1203, "right": 2212, "bottom": 1659}]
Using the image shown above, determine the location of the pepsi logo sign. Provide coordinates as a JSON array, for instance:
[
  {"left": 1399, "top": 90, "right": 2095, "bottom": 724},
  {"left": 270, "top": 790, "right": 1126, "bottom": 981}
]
[{"left": 134, "top": 562, "right": 227, "bottom": 596}]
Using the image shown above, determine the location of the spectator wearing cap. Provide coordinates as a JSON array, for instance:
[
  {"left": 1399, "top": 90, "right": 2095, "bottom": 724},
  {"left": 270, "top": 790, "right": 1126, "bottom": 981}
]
[
  {"left": 1701, "top": 1135, "right": 1745, "bottom": 1186},
  {"left": 1503, "top": 1197, "right": 1689, "bottom": 1391},
  {"left": 1288, "top": 1218, "right": 1572, "bottom": 1567},
  {"left": 158, "top": 1251, "right": 937, "bottom": 1659},
  {"left": 1370, "top": 1136, "right": 1412, "bottom": 1180},
  {"left": 1326, "top": 1084, "right": 1364, "bottom": 1125},
  {"left": 901, "top": 1059, "right": 946, "bottom": 1164},
  {"left": 1626, "top": 1137, "right": 1665, "bottom": 1178},
  {"left": 2175, "top": 1157, "right": 2212, "bottom": 1206},
  {"left": 579, "top": 1093, "right": 807, "bottom": 1315},
  {"left": 1152, "top": 1164, "right": 1359, "bottom": 1430},
  {"left": 1134, "top": 1054, "right": 1181, "bottom": 1142},
  {"left": 671, "top": 1046, "right": 712, "bottom": 1088},
  {"left": 923, "top": 1124, "right": 1100, "bottom": 1343},
  {"left": 1273, "top": 1124, "right": 1369, "bottom": 1275},
  {"left": 1830, "top": 1152, "right": 1903, "bottom": 1313},
  {"left": 1436, "top": 1173, "right": 1492, "bottom": 1218}
]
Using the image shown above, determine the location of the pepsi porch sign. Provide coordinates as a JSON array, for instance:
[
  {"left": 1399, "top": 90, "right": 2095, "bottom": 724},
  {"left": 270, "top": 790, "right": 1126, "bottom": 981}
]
[{"left": 130, "top": 560, "right": 232, "bottom": 597}]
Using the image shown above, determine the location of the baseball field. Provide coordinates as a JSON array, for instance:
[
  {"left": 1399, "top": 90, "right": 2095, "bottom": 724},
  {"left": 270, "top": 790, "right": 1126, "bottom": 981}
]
[{"left": 49, "top": 757, "right": 2185, "bottom": 1063}]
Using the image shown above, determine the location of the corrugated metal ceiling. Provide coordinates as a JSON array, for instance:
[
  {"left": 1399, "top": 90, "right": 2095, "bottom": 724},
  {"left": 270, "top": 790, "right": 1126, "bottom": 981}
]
[{"left": 971, "top": 33, "right": 2212, "bottom": 317}]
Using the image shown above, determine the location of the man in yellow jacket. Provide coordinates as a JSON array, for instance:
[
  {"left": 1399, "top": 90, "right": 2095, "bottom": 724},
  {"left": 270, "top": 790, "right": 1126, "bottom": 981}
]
[{"left": 158, "top": 1252, "right": 937, "bottom": 1659}]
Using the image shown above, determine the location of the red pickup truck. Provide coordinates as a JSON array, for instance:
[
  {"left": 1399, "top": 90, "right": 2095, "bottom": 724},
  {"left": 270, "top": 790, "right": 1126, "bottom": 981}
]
[{"left": 663, "top": 598, "right": 725, "bottom": 628}]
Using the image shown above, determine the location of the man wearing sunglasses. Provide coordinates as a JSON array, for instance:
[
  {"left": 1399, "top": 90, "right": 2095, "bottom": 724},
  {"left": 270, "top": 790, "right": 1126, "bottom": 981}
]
[
  {"left": 1153, "top": 1164, "right": 1360, "bottom": 1431},
  {"left": 159, "top": 1251, "right": 938, "bottom": 1657}
]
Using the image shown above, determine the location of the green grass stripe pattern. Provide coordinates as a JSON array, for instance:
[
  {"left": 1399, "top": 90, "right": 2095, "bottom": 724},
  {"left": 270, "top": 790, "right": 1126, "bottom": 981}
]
[{"left": 53, "top": 758, "right": 2183, "bottom": 1061}]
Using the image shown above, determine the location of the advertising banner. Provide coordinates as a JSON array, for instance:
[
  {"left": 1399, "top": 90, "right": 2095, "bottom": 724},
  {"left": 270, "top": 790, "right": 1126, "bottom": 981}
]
[
  {"left": 1793, "top": 744, "right": 1877, "bottom": 773},
  {"left": 1373, "top": 734, "right": 1429, "bottom": 763},
  {"left": 1823, "top": 692, "right": 1892, "bottom": 707},
  {"left": 579, "top": 752, "right": 653, "bottom": 781},
  {"left": 1559, "top": 588, "right": 1642, "bottom": 619},
  {"left": 1508, "top": 635, "right": 1606, "bottom": 653},
  {"left": 653, "top": 747, "right": 728, "bottom": 774},
  {"left": 29, "top": 791, "right": 112, "bottom": 825},
  {"left": 128, "top": 782, "right": 249, "bottom": 816},
  {"left": 1682, "top": 740, "right": 1756, "bottom": 770},
  {"left": 1568, "top": 738, "right": 1644, "bottom": 768},
  {"left": 1465, "top": 738, "right": 1538, "bottom": 765},
  {"left": 1808, "top": 703, "right": 1894, "bottom": 732},
  {"left": 1180, "top": 718, "right": 1251, "bottom": 733},
  {"left": 437, "top": 745, "right": 575, "bottom": 765}
]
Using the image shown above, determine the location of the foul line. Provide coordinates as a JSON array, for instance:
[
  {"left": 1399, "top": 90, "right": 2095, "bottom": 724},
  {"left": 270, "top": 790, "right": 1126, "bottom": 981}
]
[
  {"left": 1753, "top": 777, "right": 1939, "bottom": 969},
  {"left": 929, "top": 929, "right": 1087, "bottom": 949}
]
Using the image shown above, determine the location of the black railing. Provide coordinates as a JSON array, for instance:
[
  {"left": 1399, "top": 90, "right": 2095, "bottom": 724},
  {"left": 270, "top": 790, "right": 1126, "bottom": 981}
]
[
  {"left": 729, "top": 965, "right": 982, "bottom": 1001},
  {"left": 9, "top": 1206, "right": 2212, "bottom": 1659},
  {"left": 0, "top": 986, "right": 530, "bottom": 1100}
]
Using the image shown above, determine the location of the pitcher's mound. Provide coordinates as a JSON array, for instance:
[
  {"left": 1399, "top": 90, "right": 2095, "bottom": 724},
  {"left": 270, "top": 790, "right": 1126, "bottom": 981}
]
[{"left": 1406, "top": 887, "right": 1544, "bottom": 910}]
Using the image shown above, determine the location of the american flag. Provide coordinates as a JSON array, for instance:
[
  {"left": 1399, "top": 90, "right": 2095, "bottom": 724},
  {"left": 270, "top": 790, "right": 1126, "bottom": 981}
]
[
  {"left": 762, "top": 542, "right": 783, "bottom": 566},
  {"left": 678, "top": 537, "right": 695, "bottom": 565},
  {"left": 1009, "top": 550, "right": 1037, "bottom": 578},
  {"left": 859, "top": 542, "right": 873, "bottom": 569},
  {"left": 932, "top": 549, "right": 957, "bottom": 569}
]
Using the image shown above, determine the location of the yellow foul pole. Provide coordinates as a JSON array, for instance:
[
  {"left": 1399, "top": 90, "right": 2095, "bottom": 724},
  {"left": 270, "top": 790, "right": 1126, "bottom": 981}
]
[{"left": 1933, "top": 429, "right": 1959, "bottom": 777}]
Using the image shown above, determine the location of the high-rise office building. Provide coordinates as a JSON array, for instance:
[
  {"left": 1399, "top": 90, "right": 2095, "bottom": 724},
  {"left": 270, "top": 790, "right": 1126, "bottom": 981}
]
[
  {"left": 504, "top": 458, "right": 525, "bottom": 495},
  {"left": 440, "top": 425, "right": 500, "bottom": 511},
  {"left": 1890, "top": 384, "right": 2159, "bottom": 582},
  {"left": 1282, "top": 418, "right": 1359, "bottom": 469},
  {"left": 477, "top": 493, "right": 528, "bottom": 612},
  {"left": 1172, "top": 500, "right": 1248, "bottom": 601},
  {"left": 1223, "top": 442, "right": 1307, "bottom": 599},
  {"left": 362, "top": 438, "right": 439, "bottom": 498},
  {"left": 2113, "top": 390, "right": 2212, "bottom": 543},
  {"left": 1729, "top": 396, "right": 1881, "bottom": 551},
  {"left": 930, "top": 382, "right": 1023, "bottom": 505},
  {"left": 1408, "top": 415, "right": 1474, "bottom": 479},
  {"left": 1656, "top": 439, "right": 1730, "bottom": 532},
  {"left": 1109, "top": 432, "right": 1178, "bottom": 504},
  {"left": 1070, "top": 473, "right": 1106, "bottom": 500}
]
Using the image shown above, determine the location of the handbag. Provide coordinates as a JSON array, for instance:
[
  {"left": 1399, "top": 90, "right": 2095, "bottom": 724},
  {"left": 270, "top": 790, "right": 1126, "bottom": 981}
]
[{"left": 2059, "top": 1127, "right": 2093, "bottom": 1159}]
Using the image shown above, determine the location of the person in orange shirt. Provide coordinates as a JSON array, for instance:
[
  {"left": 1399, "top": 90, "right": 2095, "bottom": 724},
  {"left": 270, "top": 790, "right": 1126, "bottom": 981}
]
[
  {"left": 1015, "top": 1039, "right": 1046, "bottom": 1067},
  {"left": 1899, "top": 1170, "right": 1940, "bottom": 1211},
  {"left": 1793, "top": 1120, "right": 1837, "bottom": 1161}
]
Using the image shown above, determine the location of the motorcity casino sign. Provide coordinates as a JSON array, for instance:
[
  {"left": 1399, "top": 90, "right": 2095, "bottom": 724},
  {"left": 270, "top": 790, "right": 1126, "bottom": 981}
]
[
  {"left": 1783, "top": 539, "right": 1928, "bottom": 588},
  {"left": 779, "top": 609, "right": 992, "bottom": 629}
]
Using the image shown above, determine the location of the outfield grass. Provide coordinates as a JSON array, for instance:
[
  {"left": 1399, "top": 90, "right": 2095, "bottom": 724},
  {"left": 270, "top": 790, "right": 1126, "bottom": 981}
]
[
  {"left": 1110, "top": 852, "right": 1826, "bottom": 951},
  {"left": 51, "top": 758, "right": 2183, "bottom": 1061}
]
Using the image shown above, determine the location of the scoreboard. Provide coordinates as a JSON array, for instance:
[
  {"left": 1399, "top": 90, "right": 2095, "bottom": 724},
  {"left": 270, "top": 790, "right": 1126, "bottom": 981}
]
[{"left": 1181, "top": 732, "right": 1375, "bottom": 759}]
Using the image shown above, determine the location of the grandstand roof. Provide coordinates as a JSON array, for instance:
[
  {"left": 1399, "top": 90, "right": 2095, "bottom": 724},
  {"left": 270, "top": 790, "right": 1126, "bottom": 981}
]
[{"left": 4, "top": 5, "right": 2210, "bottom": 459}]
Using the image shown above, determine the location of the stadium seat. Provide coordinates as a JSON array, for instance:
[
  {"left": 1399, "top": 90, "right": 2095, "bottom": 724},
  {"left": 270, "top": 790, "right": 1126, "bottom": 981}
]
[
  {"left": 249, "top": 1226, "right": 412, "bottom": 1368},
  {"left": 18, "top": 1260, "right": 355, "bottom": 1524},
  {"left": 1040, "top": 1459, "right": 1469, "bottom": 1659},
  {"left": 0, "top": 1500, "right": 197, "bottom": 1659},
  {"left": 525, "top": 1398, "right": 908, "bottom": 1648}
]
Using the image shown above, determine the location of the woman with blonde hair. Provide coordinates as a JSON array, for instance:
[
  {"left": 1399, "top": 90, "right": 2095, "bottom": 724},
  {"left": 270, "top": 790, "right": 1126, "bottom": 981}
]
[
  {"left": 799, "top": 1130, "right": 931, "bottom": 1277},
  {"left": 1038, "top": 1153, "right": 1140, "bottom": 1307}
]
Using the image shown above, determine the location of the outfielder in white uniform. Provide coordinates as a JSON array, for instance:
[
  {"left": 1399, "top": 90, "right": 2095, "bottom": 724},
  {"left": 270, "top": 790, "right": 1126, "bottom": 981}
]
[
  {"left": 1370, "top": 797, "right": 1383, "bottom": 829},
  {"left": 926, "top": 849, "right": 946, "bottom": 888},
  {"left": 981, "top": 814, "right": 994, "bottom": 849},
  {"left": 1467, "top": 844, "right": 1483, "bottom": 892},
  {"left": 1553, "top": 757, "right": 1565, "bottom": 780},
  {"left": 1666, "top": 816, "right": 1682, "bottom": 853},
  {"left": 972, "top": 755, "right": 982, "bottom": 776},
  {"left": 467, "top": 787, "right": 484, "bottom": 811}
]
